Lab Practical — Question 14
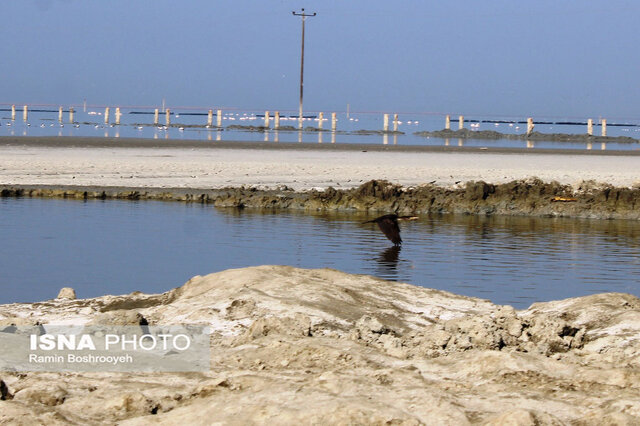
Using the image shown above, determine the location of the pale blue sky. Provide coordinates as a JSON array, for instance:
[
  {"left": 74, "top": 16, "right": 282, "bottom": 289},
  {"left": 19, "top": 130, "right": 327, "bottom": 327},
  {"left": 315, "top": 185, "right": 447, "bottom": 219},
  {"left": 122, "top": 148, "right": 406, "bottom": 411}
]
[{"left": 2, "top": 1, "right": 639, "bottom": 118}]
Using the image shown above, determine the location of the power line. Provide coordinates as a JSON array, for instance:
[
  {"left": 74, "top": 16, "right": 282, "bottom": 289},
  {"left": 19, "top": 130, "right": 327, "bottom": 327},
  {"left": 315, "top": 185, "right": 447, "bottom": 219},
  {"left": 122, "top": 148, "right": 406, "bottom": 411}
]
[{"left": 292, "top": 8, "right": 316, "bottom": 129}]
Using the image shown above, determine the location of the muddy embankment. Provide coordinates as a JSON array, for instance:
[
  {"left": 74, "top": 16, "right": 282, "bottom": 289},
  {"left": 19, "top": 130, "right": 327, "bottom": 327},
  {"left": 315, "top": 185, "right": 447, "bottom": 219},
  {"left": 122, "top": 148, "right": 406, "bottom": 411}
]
[
  {"left": 1, "top": 178, "right": 639, "bottom": 220},
  {"left": 415, "top": 128, "right": 639, "bottom": 144}
]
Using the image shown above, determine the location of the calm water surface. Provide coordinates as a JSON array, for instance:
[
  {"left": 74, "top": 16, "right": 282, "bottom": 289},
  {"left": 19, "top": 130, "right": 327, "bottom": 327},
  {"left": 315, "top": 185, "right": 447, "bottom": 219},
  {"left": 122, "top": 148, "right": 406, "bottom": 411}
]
[{"left": 1, "top": 197, "right": 639, "bottom": 308}]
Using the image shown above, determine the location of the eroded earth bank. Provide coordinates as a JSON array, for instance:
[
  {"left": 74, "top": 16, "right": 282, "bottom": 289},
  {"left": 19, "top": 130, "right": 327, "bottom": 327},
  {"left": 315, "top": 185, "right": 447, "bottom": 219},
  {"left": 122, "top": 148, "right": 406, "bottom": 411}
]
[
  {"left": 1, "top": 266, "right": 640, "bottom": 425},
  {"left": 2, "top": 178, "right": 640, "bottom": 220}
]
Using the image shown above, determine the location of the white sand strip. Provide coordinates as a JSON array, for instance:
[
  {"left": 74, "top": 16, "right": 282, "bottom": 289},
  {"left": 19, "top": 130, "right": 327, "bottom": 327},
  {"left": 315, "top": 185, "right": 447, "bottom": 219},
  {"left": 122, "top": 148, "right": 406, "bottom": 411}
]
[{"left": 0, "top": 145, "right": 638, "bottom": 190}]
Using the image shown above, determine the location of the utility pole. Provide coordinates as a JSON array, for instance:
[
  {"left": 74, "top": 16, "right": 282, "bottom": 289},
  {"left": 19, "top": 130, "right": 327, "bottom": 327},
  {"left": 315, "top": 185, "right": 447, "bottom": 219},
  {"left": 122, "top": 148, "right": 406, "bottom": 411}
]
[{"left": 292, "top": 8, "right": 316, "bottom": 129}]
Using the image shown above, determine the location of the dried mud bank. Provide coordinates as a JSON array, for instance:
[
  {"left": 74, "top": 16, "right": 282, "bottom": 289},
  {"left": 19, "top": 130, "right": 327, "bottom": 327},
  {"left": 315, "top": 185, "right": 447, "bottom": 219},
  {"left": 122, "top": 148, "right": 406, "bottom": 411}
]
[
  {"left": 2, "top": 178, "right": 640, "bottom": 220},
  {"left": 1, "top": 266, "right": 640, "bottom": 424},
  {"left": 415, "top": 128, "right": 639, "bottom": 144}
]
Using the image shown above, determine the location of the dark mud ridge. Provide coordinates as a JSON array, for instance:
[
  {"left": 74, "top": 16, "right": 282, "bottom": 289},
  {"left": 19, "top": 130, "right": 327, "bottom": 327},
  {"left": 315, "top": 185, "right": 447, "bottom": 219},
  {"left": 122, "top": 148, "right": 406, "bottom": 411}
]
[
  {"left": 2, "top": 179, "right": 639, "bottom": 220},
  {"left": 226, "top": 124, "right": 404, "bottom": 135},
  {"left": 415, "top": 128, "right": 639, "bottom": 143}
]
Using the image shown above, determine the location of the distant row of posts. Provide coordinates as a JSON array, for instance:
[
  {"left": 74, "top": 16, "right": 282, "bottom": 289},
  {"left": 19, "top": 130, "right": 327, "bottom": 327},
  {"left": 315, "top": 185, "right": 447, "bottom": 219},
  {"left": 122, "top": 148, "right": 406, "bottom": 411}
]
[
  {"left": 444, "top": 113, "right": 608, "bottom": 136},
  {"left": 57, "top": 106, "right": 74, "bottom": 123},
  {"left": 382, "top": 113, "right": 400, "bottom": 132},
  {"left": 256, "top": 111, "right": 340, "bottom": 131},
  {"left": 9, "top": 105, "right": 76, "bottom": 123},
  {"left": 5, "top": 104, "right": 614, "bottom": 137},
  {"left": 8, "top": 104, "right": 380, "bottom": 132},
  {"left": 444, "top": 115, "right": 465, "bottom": 131}
]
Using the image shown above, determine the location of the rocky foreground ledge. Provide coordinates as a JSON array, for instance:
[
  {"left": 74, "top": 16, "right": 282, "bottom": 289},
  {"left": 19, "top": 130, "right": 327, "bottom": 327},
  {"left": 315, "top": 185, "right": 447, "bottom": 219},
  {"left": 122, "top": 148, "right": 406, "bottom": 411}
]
[
  {"left": 2, "top": 178, "right": 640, "bottom": 220},
  {"left": 1, "top": 266, "right": 640, "bottom": 424}
]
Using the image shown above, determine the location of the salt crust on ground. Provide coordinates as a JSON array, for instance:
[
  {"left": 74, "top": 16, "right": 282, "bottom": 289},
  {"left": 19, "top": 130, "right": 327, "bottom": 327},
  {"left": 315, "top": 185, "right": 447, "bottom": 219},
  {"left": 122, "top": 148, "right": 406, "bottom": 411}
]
[
  {"left": 1, "top": 266, "right": 639, "bottom": 425},
  {"left": 1, "top": 145, "right": 639, "bottom": 190}
]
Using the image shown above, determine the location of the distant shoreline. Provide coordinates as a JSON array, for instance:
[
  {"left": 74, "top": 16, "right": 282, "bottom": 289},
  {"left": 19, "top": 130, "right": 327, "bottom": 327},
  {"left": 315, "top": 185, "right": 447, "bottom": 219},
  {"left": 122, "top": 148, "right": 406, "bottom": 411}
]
[
  {"left": 414, "top": 128, "right": 640, "bottom": 144},
  {"left": 2, "top": 135, "right": 640, "bottom": 156}
]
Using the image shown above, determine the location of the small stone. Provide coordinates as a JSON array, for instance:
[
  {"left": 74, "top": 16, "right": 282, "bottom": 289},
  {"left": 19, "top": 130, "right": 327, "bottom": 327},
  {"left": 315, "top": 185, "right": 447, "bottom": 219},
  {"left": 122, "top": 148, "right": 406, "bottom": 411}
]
[{"left": 56, "top": 287, "right": 76, "bottom": 300}]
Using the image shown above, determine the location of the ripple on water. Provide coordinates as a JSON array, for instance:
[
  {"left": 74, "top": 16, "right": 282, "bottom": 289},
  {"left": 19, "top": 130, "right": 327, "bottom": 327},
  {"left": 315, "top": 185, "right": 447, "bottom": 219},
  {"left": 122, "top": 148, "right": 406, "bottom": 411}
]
[{"left": 1, "top": 197, "right": 639, "bottom": 308}]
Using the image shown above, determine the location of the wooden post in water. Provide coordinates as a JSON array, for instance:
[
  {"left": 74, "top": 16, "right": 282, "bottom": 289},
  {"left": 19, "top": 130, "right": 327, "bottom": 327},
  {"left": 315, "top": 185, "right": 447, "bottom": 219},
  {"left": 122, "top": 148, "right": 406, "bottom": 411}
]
[
  {"left": 264, "top": 111, "right": 270, "bottom": 128},
  {"left": 115, "top": 107, "right": 121, "bottom": 125},
  {"left": 445, "top": 115, "right": 450, "bottom": 130},
  {"left": 165, "top": 109, "right": 171, "bottom": 126},
  {"left": 526, "top": 118, "right": 534, "bottom": 135},
  {"left": 393, "top": 114, "right": 399, "bottom": 132},
  {"left": 587, "top": 118, "right": 593, "bottom": 135},
  {"left": 207, "top": 110, "right": 213, "bottom": 127},
  {"left": 275, "top": 111, "right": 280, "bottom": 129},
  {"left": 458, "top": 115, "right": 464, "bottom": 130},
  {"left": 23, "top": 105, "right": 28, "bottom": 122},
  {"left": 69, "top": 107, "right": 74, "bottom": 123},
  {"left": 383, "top": 114, "right": 389, "bottom": 131},
  {"left": 58, "top": 106, "right": 63, "bottom": 123},
  {"left": 104, "top": 107, "right": 110, "bottom": 124},
  {"left": 11, "top": 105, "right": 16, "bottom": 121},
  {"left": 601, "top": 119, "right": 607, "bottom": 137},
  {"left": 217, "top": 109, "right": 222, "bottom": 127},
  {"left": 317, "top": 112, "right": 323, "bottom": 129},
  {"left": 153, "top": 109, "right": 159, "bottom": 125},
  {"left": 331, "top": 112, "right": 337, "bottom": 131}
]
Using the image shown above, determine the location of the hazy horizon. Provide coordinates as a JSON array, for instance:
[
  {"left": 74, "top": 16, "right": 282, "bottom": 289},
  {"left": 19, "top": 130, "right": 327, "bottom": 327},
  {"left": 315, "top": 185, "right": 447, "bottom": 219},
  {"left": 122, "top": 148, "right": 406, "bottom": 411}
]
[{"left": 2, "top": 1, "right": 639, "bottom": 119}]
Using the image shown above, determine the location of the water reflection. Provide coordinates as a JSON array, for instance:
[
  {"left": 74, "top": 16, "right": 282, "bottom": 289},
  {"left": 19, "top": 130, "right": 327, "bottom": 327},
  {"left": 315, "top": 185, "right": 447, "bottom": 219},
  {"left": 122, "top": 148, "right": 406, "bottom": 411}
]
[
  {"left": 374, "top": 245, "right": 401, "bottom": 276},
  {"left": 1, "top": 199, "right": 639, "bottom": 308}
]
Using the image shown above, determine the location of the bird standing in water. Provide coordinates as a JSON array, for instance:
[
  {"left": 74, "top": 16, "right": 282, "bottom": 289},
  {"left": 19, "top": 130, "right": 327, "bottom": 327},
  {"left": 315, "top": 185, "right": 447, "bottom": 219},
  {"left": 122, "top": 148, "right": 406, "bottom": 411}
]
[{"left": 363, "top": 214, "right": 418, "bottom": 246}]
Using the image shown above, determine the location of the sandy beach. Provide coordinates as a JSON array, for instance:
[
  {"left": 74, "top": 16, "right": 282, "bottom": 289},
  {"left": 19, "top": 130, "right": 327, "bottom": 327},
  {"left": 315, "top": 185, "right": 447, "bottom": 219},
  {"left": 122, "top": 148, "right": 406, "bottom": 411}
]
[{"left": 0, "top": 137, "right": 639, "bottom": 190}]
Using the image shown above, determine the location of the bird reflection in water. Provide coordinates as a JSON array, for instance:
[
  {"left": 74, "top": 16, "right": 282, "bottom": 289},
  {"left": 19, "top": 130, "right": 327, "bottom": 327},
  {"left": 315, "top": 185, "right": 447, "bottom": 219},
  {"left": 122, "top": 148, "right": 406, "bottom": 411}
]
[{"left": 377, "top": 245, "right": 401, "bottom": 273}]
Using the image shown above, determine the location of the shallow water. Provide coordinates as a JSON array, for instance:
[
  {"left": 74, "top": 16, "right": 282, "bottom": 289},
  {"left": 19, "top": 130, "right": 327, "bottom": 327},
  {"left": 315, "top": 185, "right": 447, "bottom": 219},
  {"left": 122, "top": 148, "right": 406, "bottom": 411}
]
[
  {"left": 1, "top": 197, "right": 639, "bottom": 308},
  {"left": 2, "top": 108, "right": 640, "bottom": 150}
]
